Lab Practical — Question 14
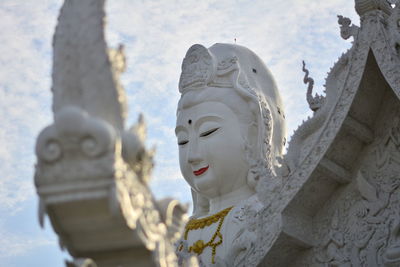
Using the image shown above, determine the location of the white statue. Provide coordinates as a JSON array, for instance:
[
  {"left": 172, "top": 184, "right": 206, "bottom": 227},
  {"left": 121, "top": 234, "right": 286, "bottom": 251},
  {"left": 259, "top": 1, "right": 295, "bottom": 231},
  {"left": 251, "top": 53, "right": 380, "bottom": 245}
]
[
  {"left": 35, "top": 1, "right": 400, "bottom": 266},
  {"left": 175, "top": 43, "right": 286, "bottom": 265}
]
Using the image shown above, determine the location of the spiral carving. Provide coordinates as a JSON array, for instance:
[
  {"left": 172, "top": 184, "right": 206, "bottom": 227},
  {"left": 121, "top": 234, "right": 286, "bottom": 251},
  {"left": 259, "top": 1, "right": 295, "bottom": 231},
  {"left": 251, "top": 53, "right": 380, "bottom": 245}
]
[
  {"left": 80, "top": 136, "right": 100, "bottom": 157},
  {"left": 42, "top": 139, "right": 62, "bottom": 162},
  {"left": 36, "top": 126, "right": 63, "bottom": 163},
  {"left": 35, "top": 107, "right": 115, "bottom": 164},
  {"left": 79, "top": 118, "right": 113, "bottom": 158}
]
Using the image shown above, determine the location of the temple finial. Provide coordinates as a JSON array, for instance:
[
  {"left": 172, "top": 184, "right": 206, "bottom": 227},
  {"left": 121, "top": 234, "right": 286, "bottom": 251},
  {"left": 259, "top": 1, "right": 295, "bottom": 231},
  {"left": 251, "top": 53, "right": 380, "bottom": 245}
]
[
  {"left": 354, "top": 0, "right": 392, "bottom": 17},
  {"left": 337, "top": 15, "right": 359, "bottom": 40}
]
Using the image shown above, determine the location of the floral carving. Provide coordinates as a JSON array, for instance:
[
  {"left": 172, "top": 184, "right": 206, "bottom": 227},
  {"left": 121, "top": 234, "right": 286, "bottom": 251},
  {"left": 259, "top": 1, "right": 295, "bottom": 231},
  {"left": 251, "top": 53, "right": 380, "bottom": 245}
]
[{"left": 179, "top": 44, "right": 216, "bottom": 93}]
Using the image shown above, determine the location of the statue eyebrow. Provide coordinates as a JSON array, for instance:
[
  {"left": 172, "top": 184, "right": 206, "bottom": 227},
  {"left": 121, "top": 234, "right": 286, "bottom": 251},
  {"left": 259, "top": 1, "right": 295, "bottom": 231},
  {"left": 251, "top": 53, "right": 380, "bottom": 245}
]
[
  {"left": 194, "top": 114, "right": 222, "bottom": 130},
  {"left": 175, "top": 114, "right": 222, "bottom": 135},
  {"left": 175, "top": 125, "right": 186, "bottom": 135}
]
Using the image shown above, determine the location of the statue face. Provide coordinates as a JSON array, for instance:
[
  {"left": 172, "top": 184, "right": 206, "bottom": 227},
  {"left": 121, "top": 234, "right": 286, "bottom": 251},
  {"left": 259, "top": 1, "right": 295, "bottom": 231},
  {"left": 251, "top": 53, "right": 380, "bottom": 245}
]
[{"left": 176, "top": 101, "right": 250, "bottom": 199}]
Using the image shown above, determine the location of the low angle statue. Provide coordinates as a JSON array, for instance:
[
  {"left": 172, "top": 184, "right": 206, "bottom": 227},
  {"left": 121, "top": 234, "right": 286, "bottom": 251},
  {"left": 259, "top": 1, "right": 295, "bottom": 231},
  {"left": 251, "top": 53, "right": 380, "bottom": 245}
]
[
  {"left": 175, "top": 43, "right": 286, "bottom": 265},
  {"left": 34, "top": 0, "right": 400, "bottom": 266}
]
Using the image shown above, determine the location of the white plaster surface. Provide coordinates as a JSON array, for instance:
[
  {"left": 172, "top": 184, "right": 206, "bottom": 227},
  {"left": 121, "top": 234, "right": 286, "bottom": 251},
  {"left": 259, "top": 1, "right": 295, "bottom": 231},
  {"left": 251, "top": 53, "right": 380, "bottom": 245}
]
[{"left": 34, "top": 0, "right": 400, "bottom": 266}]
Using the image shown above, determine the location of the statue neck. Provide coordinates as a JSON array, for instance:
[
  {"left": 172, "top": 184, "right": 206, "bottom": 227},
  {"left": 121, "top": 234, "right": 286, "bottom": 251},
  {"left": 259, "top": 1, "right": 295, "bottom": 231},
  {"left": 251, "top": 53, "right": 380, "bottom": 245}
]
[{"left": 208, "top": 185, "right": 254, "bottom": 214}]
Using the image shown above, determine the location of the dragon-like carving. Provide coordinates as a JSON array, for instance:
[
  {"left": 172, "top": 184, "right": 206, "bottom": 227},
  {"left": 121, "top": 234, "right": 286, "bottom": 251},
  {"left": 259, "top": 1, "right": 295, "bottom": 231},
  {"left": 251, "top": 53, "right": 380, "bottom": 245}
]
[
  {"left": 338, "top": 15, "right": 359, "bottom": 40},
  {"left": 35, "top": 0, "right": 189, "bottom": 266},
  {"left": 302, "top": 61, "right": 325, "bottom": 112}
]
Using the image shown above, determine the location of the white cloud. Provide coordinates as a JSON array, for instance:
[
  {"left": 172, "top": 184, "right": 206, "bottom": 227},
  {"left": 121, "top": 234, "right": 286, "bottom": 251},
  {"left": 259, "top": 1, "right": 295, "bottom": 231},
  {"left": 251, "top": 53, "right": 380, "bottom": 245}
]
[
  {"left": 104, "top": 0, "right": 358, "bottom": 137},
  {"left": 103, "top": 0, "right": 358, "bottom": 203},
  {"left": 0, "top": 1, "right": 61, "bottom": 214},
  {"left": 0, "top": 230, "right": 54, "bottom": 259},
  {"left": 0, "top": 1, "right": 63, "bottom": 263},
  {"left": 0, "top": 0, "right": 359, "bottom": 264}
]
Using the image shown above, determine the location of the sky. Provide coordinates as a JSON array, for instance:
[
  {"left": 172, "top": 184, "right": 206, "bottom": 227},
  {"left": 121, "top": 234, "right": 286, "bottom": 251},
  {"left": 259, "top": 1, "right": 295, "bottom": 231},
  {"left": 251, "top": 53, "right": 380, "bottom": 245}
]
[{"left": 0, "top": 0, "right": 358, "bottom": 266}]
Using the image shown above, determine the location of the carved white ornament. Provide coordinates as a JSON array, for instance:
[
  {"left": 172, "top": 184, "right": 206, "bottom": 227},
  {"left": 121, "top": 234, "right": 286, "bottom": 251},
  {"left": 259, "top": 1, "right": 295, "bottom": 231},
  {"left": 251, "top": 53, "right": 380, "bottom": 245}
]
[{"left": 34, "top": 0, "right": 400, "bottom": 266}]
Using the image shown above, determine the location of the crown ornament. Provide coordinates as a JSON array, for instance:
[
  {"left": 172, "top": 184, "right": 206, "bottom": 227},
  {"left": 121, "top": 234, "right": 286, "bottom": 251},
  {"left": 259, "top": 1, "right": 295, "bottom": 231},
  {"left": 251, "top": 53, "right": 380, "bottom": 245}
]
[
  {"left": 179, "top": 44, "right": 242, "bottom": 93},
  {"left": 179, "top": 44, "right": 217, "bottom": 93}
]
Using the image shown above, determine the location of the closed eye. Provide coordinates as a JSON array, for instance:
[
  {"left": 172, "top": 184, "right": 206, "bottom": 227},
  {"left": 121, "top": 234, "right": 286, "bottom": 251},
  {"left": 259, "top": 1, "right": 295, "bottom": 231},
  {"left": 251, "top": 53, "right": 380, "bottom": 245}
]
[
  {"left": 200, "top": 127, "right": 219, "bottom": 137},
  {"left": 178, "top": 140, "right": 188, "bottom": 146}
]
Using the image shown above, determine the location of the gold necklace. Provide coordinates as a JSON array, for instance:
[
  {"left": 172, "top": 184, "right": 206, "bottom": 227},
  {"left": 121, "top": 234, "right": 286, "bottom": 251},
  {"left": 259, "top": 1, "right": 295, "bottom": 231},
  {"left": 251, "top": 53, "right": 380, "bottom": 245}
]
[{"left": 183, "top": 206, "right": 233, "bottom": 264}]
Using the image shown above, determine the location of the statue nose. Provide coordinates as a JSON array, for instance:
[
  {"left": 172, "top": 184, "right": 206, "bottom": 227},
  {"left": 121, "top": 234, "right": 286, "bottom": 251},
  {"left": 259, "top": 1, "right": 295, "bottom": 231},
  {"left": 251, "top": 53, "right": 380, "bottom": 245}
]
[
  {"left": 188, "top": 154, "right": 202, "bottom": 164},
  {"left": 188, "top": 142, "right": 202, "bottom": 164}
]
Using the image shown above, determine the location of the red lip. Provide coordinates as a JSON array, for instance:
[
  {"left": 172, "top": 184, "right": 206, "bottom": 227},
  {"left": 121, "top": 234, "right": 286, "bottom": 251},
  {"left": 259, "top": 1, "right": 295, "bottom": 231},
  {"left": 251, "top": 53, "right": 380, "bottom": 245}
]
[{"left": 193, "top": 166, "right": 209, "bottom": 176}]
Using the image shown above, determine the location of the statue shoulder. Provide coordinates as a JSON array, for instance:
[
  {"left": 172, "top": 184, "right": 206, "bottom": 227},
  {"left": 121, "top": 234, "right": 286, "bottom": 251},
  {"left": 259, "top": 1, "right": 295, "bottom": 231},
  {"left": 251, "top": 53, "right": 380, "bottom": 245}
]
[{"left": 220, "top": 195, "right": 263, "bottom": 264}]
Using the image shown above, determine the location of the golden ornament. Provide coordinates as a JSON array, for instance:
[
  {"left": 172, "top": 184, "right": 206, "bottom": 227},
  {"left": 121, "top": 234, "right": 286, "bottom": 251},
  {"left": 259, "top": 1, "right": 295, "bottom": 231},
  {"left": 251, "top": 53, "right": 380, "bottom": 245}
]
[{"left": 184, "top": 206, "right": 233, "bottom": 264}]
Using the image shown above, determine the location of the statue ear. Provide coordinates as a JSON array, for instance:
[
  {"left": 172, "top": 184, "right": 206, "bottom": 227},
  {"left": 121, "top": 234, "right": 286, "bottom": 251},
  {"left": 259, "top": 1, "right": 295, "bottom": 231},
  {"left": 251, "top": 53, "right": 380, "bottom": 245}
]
[
  {"left": 247, "top": 121, "right": 258, "bottom": 153},
  {"left": 244, "top": 120, "right": 259, "bottom": 191},
  {"left": 244, "top": 100, "right": 261, "bottom": 161}
]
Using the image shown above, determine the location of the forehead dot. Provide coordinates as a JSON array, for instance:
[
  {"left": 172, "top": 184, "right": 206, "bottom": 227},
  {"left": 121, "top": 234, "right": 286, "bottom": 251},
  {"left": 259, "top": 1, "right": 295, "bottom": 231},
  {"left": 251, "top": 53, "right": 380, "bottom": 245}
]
[{"left": 188, "top": 119, "right": 192, "bottom": 124}]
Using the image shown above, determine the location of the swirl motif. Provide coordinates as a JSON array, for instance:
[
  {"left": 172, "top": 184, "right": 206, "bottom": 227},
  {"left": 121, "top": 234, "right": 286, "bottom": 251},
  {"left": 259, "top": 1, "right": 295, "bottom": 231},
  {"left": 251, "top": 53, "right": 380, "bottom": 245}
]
[
  {"left": 42, "top": 139, "right": 62, "bottom": 163},
  {"left": 80, "top": 136, "right": 99, "bottom": 157},
  {"left": 36, "top": 126, "right": 63, "bottom": 163}
]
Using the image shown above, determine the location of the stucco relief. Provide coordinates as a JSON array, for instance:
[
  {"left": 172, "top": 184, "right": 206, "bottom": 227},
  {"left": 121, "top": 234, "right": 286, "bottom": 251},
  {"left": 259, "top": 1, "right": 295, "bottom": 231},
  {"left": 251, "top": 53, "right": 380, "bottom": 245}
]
[
  {"left": 34, "top": 0, "right": 400, "bottom": 266},
  {"left": 309, "top": 112, "right": 400, "bottom": 267}
]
